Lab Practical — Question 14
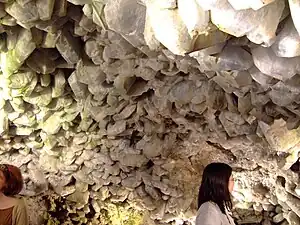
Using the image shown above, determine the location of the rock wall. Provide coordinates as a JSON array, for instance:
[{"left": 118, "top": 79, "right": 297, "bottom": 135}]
[{"left": 1, "top": 0, "right": 300, "bottom": 224}]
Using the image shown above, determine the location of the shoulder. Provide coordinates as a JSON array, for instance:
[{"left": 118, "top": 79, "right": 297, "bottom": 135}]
[
  {"left": 13, "top": 197, "right": 27, "bottom": 213},
  {"left": 196, "top": 202, "right": 223, "bottom": 225},
  {"left": 197, "top": 202, "right": 224, "bottom": 217},
  {"left": 12, "top": 197, "right": 29, "bottom": 225},
  {"left": 198, "top": 201, "right": 220, "bottom": 214}
]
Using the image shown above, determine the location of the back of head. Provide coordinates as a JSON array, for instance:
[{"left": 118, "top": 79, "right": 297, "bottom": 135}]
[
  {"left": 197, "top": 162, "right": 232, "bottom": 214},
  {"left": 0, "top": 164, "right": 24, "bottom": 196}
]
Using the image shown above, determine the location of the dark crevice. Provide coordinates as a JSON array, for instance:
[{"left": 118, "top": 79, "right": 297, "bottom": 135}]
[
  {"left": 43, "top": 195, "right": 69, "bottom": 223},
  {"left": 130, "top": 130, "right": 142, "bottom": 146},
  {"left": 290, "top": 160, "right": 300, "bottom": 173},
  {"left": 134, "top": 89, "right": 154, "bottom": 101},
  {"left": 146, "top": 160, "right": 154, "bottom": 169},
  {"left": 206, "top": 141, "right": 237, "bottom": 161},
  {"left": 277, "top": 176, "right": 286, "bottom": 187},
  {"left": 85, "top": 205, "right": 96, "bottom": 219}
]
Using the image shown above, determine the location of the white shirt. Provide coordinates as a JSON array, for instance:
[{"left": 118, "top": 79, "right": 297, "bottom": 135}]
[{"left": 196, "top": 202, "right": 236, "bottom": 225}]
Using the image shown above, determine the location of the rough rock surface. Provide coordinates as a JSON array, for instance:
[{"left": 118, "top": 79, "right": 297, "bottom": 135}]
[{"left": 1, "top": 0, "right": 300, "bottom": 225}]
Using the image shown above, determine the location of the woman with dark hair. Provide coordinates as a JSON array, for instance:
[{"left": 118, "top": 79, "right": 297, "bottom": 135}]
[
  {"left": 196, "top": 162, "right": 235, "bottom": 225},
  {"left": 0, "top": 164, "right": 29, "bottom": 225}
]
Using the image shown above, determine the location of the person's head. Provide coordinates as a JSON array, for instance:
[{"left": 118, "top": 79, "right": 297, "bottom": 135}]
[
  {"left": 198, "top": 162, "right": 234, "bottom": 214},
  {"left": 0, "top": 164, "right": 24, "bottom": 196}
]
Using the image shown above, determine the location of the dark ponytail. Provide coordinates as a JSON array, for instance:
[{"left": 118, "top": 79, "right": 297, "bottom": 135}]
[{"left": 198, "top": 162, "right": 232, "bottom": 214}]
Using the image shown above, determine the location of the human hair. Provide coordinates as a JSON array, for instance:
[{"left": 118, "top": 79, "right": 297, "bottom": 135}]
[
  {"left": 197, "top": 162, "right": 233, "bottom": 214},
  {"left": 0, "top": 164, "right": 24, "bottom": 196}
]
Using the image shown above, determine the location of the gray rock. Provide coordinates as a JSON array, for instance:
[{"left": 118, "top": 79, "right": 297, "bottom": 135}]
[
  {"left": 108, "top": 175, "right": 122, "bottom": 185},
  {"left": 75, "top": 181, "right": 89, "bottom": 192},
  {"left": 190, "top": 45, "right": 253, "bottom": 71},
  {"left": 47, "top": 174, "right": 73, "bottom": 188},
  {"left": 121, "top": 175, "right": 142, "bottom": 189},
  {"left": 135, "top": 66, "right": 157, "bottom": 81},
  {"left": 113, "top": 104, "right": 136, "bottom": 121},
  {"left": 36, "top": 0, "right": 55, "bottom": 21},
  {"left": 219, "top": 111, "right": 255, "bottom": 137},
  {"left": 84, "top": 39, "right": 104, "bottom": 65},
  {"left": 139, "top": 135, "right": 164, "bottom": 158},
  {"left": 67, "top": 191, "right": 90, "bottom": 205},
  {"left": 52, "top": 70, "right": 66, "bottom": 98},
  {"left": 0, "top": 109, "right": 8, "bottom": 135},
  {"left": 1, "top": 28, "right": 36, "bottom": 77},
  {"left": 151, "top": 180, "right": 169, "bottom": 194},
  {"left": 286, "top": 211, "right": 300, "bottom": 225},
  {"left": 287, "top": 117, "right": 300, "bottom": 130},
  {"left": 5, "top": 1, "right": 39, "bottom": 24},
  {"left": 68, "top": 71, "right": 88, "bottom": 99},
  {"left": 107, "top": 120, "right": 126, "bottom": 136},
  {"left": 272, "top": 214, "right": 284, "bottom": 224},
  {"left": 238, "top": 93, "right": 252, "bottom": 115},
  {"left": 56, "top": 28, "right": 81, "bottom": 64},
  {"left": 213, "top": 70, "right": 252, "bottom": 94},
  {"left": 38, "top": 153, "right": 59, "bottom": 173},
  {"left": 217, "top": 46, "right": 253, "bottom": 71},
  {"left": 150, "top": 201, "right": 166, "bottom": 219},
  {"left": 252, "top": 46, "right": 300, "bottom": 81},
  {"left": 141, "top": 196, "right": 157, "bottom": 211},
  {"left": 119, "top": 153, "right": 148, "bottom": 167},
  {"left": 76, "top": 60, "right": 106, "bottom": 86},
  {"left": 168, "top": 81, "right": 196, "bottom": 105},
  {"left": 79, "top": 14, "right": 96, "bottom": 32},
  {"left": 104, "top": 0, "right": 146, "bottom": 47},
  {"left": 206, "top": 80, "right": 227, "bottom": 110},
  {"left": 74, "top": 167, "right": 94, "bottom": 185},
  {"left": 104, "top": 37, "right": 136, "bottom": 60},
  {"left": 268, "top": 81, "right": 299, "bottom": 106},
  {"left": 145, "top": 185, "right": 161, "bottom": 200},
  {"left": 249, "top": 67, "right": 273, "bottom": 88},
  {"left": 27, "top": 166, "right": 48, "bottom": 195},
  {"left": 56, "top": 185, "right": 76, "bottom": 197}
]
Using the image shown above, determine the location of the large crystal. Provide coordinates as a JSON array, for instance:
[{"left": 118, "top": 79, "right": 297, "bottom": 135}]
[
  {"left": 56, "top": 28, "right": 81, "bottom": 64},
  {"left": 104, "top": 0, "right": 146, "bottom": 47},
  {"left": 177, "top": 0, "right": 209, "bottom": 36},
  {"left": 1, "top": 28, "right": 36, "bottom": 77},
  {"left": 252, "top": 46, "right": 300, "bottom": 80},
  {"left": 289, "top": 0, "right": 300, "bottom": 36},
  {"left": 190, "top": 45, "right": 253, "bottom": 71},
  {"left": 228, "top": 0, "right": 276, "bottom": 10},
  {"left": 5, "top": 1, "right": 39, "bottom": 24},
  {"left": 271, "top": 18, "right": 300, "bottom": 58},
  {"left": 210, "top": 0, "right": 285, "bottom": 46},
  {"left": 36, "top": 0, "right": 55, "bottom": 21},
  {"left": 145, "top": 1, "right": 193, "bottom": 55}
]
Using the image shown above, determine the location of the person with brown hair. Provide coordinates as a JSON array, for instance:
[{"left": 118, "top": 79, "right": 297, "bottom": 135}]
[{"left": 0, "top": 164, "right": 29, "bottom": 225}]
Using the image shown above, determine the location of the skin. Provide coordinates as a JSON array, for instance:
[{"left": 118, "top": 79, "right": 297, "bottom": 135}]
[
  {"left": 0, "top": 170, "right": 18, "bottom": 209},
  {"left": 0, "top": 170, "right": 5, "bottom": 190},
  {"left": 228, "top": 175, "right": 234, "bottom": 193}
]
